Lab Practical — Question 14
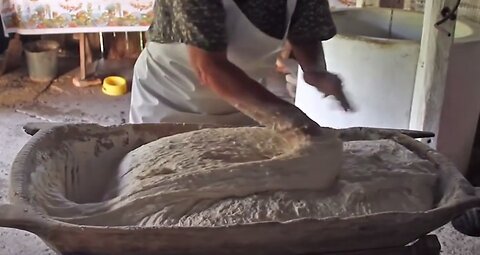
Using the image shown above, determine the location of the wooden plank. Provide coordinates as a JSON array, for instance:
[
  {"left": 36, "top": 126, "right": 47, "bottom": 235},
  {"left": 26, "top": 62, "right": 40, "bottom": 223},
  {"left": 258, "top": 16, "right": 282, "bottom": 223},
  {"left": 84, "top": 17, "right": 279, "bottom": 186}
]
[
  {"left": 320, "top": 235, "right": 440, "bottom": 254},
  {"left": 358, "top": 0, "right": 408, "bottom": 9},
  {"left": 356, "top": 0, "right": 366, "bottom": 7},
  {"left": 403, "top": 0, "right": 412, "bottom": 10},
  {"left": 79, "top": 33, "right": 86, "bottom": 80},
  {"left": 379, "top": 0, "right": 404, "bottom": 8},
  {"left": 409, "top": 0, "right": 458, "bottom": 146},
  {"left": 356, "top": 0, "right": 381, "bottom": 7},
  {"left": 85, "top": 34, "right": 93, "bottom": 65}
]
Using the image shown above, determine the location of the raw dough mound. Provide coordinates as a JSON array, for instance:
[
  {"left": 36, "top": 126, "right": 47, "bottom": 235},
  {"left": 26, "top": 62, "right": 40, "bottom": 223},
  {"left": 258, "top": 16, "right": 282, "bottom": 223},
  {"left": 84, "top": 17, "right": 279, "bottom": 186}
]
[
  {"left": 55, "top": 127, "right": 343, "bottom": 226},
  {"left": 36, "top": 127, "right": 438, "bottom": 227}
]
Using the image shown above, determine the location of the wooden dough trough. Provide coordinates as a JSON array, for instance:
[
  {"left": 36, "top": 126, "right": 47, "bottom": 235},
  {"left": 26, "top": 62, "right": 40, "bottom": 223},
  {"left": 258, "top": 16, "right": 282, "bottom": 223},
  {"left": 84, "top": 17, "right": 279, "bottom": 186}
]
[{"left": 0, "top": 123, "right": 478, "bottom": 255}]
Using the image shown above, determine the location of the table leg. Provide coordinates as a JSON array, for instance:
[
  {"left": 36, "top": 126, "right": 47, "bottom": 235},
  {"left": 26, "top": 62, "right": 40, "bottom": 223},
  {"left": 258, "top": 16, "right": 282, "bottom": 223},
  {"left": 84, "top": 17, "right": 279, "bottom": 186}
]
[
  {"left": 0, "top": 33, "right": 22, "bottom": 75},
  {"left": 73, "top": 33, "right": 101, "bottom": 88},
  {"left": 79, "top": 33, "right": 86, "bottom": 80}
]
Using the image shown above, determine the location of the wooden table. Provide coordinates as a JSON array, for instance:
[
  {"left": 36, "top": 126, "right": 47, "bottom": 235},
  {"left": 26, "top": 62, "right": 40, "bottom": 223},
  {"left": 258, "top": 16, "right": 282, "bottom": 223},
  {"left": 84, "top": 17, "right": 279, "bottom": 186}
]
[{"left": 0, "top": 0, "right": 153, "bottom": 79}]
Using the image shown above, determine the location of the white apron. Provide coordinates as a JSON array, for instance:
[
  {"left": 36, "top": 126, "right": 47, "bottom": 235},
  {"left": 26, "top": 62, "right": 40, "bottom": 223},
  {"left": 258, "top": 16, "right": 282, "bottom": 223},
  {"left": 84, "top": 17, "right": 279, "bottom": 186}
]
[{"left": 129, "top": 0, "right": 298, "bottom": 125}]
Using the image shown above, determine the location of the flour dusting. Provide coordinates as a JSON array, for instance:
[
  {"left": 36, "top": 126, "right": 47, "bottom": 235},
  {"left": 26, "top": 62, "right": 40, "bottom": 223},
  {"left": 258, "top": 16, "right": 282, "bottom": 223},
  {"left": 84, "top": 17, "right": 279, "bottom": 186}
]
[{"left": 29, "top": 127, "right": 437, "bottom": 227}]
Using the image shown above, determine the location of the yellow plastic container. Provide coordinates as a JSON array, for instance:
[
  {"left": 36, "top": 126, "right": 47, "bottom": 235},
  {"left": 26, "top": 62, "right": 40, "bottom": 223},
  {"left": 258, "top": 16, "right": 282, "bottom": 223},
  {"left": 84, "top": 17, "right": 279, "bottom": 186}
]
[{"left": 102, "top": 76, "right": 127, "bottom": 96}]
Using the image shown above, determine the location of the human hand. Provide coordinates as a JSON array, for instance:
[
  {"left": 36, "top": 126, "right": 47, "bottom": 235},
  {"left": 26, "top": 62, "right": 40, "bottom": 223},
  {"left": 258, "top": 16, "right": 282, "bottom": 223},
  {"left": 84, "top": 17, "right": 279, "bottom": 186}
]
[
  {"left": 268, "top": 103, "right": 330, "bottom": 139},
  {"left": 303, "top": 71, "right": 353, "bottom": 112}
]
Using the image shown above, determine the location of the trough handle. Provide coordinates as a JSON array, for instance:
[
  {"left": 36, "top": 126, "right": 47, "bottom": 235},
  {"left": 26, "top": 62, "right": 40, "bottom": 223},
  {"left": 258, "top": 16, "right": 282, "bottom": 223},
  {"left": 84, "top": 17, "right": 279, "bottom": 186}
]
[
  {"left": 0, "top": 204, "right": 50, "bottom": 236},
  {"left": 23, "top": 122, "right": 68, "bottom": 136},
  {"left": 21, "top": 124, "right": 436, "bottom": 139},
  {"left": 352, "top": 127, "right": 435, "bottom": 138}
]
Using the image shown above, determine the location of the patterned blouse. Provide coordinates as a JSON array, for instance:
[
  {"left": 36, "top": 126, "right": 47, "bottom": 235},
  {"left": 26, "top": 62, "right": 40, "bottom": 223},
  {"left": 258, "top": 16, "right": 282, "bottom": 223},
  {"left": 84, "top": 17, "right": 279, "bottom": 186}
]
[{"left": 148, "top": 0, "right": 336, "bottom": 51}]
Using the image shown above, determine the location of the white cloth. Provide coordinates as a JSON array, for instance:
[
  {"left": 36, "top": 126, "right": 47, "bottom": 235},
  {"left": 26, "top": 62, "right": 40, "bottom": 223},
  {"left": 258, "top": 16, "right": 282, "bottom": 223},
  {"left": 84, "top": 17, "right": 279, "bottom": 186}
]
[{"left": 129, "top": 0, "right": 297, "bottom": 125}]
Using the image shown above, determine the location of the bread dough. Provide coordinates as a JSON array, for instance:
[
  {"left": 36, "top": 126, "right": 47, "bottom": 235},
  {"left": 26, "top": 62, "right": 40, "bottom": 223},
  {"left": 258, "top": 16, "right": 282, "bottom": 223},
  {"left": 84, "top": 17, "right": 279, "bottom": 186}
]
[{"left": 36, "top": 127, "right": 438, "bottom": 227}]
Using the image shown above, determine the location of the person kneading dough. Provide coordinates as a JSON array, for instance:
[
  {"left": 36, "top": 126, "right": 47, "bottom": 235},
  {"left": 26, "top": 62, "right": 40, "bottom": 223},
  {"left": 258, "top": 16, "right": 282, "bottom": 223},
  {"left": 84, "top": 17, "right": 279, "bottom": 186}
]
[{"left": 129, "top": 0, "right": 352, "bottom": 135}]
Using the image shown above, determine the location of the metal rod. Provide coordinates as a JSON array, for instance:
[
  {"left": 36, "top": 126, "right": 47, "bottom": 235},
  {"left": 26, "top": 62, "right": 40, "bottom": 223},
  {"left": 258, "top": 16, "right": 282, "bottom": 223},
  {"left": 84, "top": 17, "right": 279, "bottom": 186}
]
[
  {"left": 140, "top": 32, "right": 144, "bottom": 50},
  {"left": 99, "top": 32, "right": 104, "bottom": 55},
  {"left": 125, "top": 31, "right": 129, "bottom": 51}
]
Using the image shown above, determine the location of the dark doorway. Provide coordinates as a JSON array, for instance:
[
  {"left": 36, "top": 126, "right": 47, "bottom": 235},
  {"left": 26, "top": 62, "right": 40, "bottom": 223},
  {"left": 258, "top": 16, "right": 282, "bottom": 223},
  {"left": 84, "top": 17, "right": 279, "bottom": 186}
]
[
  {"left": 0, "top": 17, "right": 10, "bottom": 54},
  {"left": 380, "top": 0, "right": 405, "bottom": 8},
  {"left": 467, "top": 115, "right": 480, "bottom": 186}
]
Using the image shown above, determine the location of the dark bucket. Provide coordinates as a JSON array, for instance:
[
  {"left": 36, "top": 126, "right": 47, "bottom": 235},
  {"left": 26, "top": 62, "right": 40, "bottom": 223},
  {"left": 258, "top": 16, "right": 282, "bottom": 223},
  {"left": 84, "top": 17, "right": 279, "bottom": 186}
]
[{"left": 24, "top": 40, "right": 60, "bottom": 82}]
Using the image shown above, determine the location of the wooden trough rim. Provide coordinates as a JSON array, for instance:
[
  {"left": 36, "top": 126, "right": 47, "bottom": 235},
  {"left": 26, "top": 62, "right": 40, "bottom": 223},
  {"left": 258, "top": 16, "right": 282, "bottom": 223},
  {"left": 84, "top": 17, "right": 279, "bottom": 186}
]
[{"left": 0, "top": 123, "right": 478, "bottom": 252}]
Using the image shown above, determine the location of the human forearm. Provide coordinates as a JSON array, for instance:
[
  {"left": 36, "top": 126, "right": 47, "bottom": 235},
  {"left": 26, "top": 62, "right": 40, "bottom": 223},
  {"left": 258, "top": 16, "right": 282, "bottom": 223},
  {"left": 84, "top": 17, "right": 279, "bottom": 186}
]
[
  {"left": 288, "top": 41, "right": 352, "bottom": 111},
  {"left": 188, "top": 46, "right": 320, "bottom": 134},
  {"left": 289, "top": 41, "right": 326, "bottom": 73}
]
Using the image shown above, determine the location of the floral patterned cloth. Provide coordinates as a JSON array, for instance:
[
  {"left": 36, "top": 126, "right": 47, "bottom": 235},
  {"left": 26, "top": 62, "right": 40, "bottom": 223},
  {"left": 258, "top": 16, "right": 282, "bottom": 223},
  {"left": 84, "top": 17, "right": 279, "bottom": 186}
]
[
  {"left": 1, "top": 0, "right": 154, "bottom": 34},
  {"left": 1, "top": 0, "right": 338, "bottom": 46}
]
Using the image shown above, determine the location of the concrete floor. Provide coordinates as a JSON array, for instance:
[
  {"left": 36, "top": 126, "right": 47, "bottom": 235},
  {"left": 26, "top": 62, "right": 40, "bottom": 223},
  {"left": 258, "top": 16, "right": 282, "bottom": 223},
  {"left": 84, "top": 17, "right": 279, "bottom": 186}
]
[
  {"left": 0, "top": 66, "right": 479, "bottom": 254},
  {"left": 0, "top": 63, "right": 128, "bottom": 254}
]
